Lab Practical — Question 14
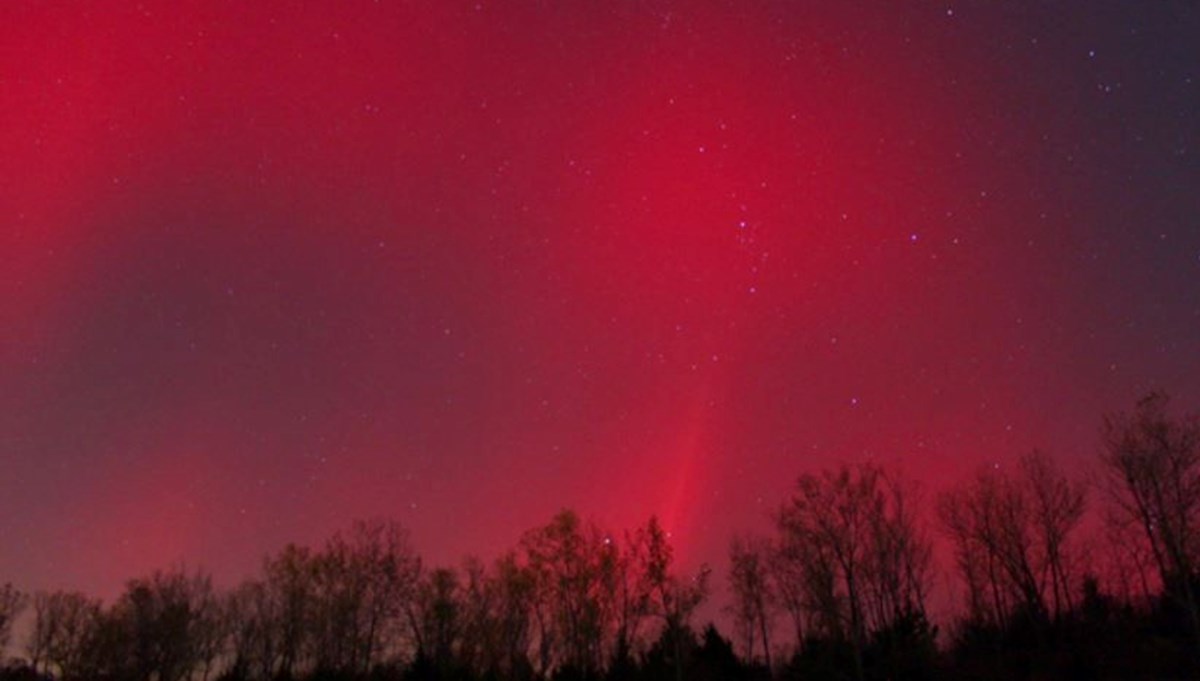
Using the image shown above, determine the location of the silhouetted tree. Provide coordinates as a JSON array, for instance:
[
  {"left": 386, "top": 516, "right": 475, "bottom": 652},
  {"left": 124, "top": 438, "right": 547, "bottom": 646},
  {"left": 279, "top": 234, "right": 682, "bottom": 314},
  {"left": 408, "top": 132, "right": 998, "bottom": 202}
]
[
  {"left": 102, "top": 567, "right": 220, "bottom": 681},
  {"left": 1101, "top": 391, "right": 1200, "bottom": 645},
  {"left": 0, "top": 584, "right": 24, "bottom": 661},
  {"left": 776, "top": 463, "right": 931, "bottom": 681},
  {"left": 606, "top": 529, "right": 648, "bottom": 676},
  {"left": 519, "top": 510, "right": 615, "bottom": 677},
  {"left": 766, "top": 533, "right": 808, "bottom": 656},
  {"left": 13, "top": 405, "right": 1200, "bottom": 681},
  {"left": 226, "top": 578, "right": 278, "bottom": 680},
  {"left": 488, "top": 552, "right": 537, "bottom": 679},
  {"left": 312, "top": 519, "right": 421, "bottom": 676},
  {"left": 638, "top": 516, "right": 709, "bottom": 681},
  {"left": 938, "top": 451, "right": 1083, "bottom": 635},
  {"left": 726, "top": 535, "right": 774, "bottom": 669},
  {"left": 412, "top": 567, "right": 462, "bottom": 674},
  {"left": 1021, "top": 450, "right": 1086, "bottom": 620},
  {"left": 691, "top": 624, "right": 750, "bottom": 681}
]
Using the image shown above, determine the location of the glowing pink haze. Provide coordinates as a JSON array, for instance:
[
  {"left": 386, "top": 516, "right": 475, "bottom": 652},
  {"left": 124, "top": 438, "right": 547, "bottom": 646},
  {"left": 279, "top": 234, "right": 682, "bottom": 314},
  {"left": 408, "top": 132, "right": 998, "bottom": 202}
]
[{"left": 2, "top": 1, "right": 1197, "bottom": 605}]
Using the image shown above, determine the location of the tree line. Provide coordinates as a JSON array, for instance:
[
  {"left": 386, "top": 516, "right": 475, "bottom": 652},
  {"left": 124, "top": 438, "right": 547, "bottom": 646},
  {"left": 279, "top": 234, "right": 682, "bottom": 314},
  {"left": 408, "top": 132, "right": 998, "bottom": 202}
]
[{"left": 0, "top": 391, "right": 1197, "bottom": 680}]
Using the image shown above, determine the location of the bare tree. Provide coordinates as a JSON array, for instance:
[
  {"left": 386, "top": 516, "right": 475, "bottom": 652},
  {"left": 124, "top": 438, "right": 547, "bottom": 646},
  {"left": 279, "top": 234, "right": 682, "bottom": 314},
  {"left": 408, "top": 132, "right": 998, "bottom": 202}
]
[
  {"left": 518, "top": 509, "right": 616, "bottom": 676},
  {"left": 26, "top": 591, "right": 54, "bottom": 673},
  {"left": 351, "top": 518, "right": 422, "bottom": 670},
  {"left": 780, "top": 465, "right": 872, "bottom": 681},
  {"left": 862, "top": 471, "right": 933, "bottom": 634},
  {"left": 638, "top": 515, "right": 710, "bottom": 681},
  {"left": 610, "top": 527, "right": 651, "bottom": 670},
  {"left": 25, "top": 590, "right": 101, "bottom": 679},
  {"left": 939, "top": 474, "right": 1016, "bottom": 630},
  {"left": 261, "top": 543, "right": 314, "bottom": 678},
  {"left": 939, "top": 468, "right": 1039, "bottom": 628},
  {"left": 412, "top": 566, "right": 462, "bottom": 672},
  {"left": 939, "top": 449, "right": 1087, "bottom": 637},
  {"left": 1100, "top": 391, "right": 1200, "bottom": 642},
  {"left": 0, "top": 582, "right": 25, "bottom": 659},
  {"left": 767, "top": 537, "right": 809, "bottom": 655},
  {"left": 489, "top": 551, "right": 536, "bottom": 677},
  {"left": 106, "top": 567, "right": 219, "bottom": 681},
  {"left": 226, "top": 578, "right": 280, "bottom": 681},
  {"left": 191, "top": 578, "right": 227, "bottom": 681},
  {"left": 454, "top": 557, "right": 494, "bottom": 676},
  {"left": 778, "top": 463, "right": 932, "bottom": 681},
  {"left": 312, "top": 518, "right": 421, "bottom": 675},
  {"left": 1102, "top": 514, "right": 1157, "bottom": 606},
  {"left": 727, "top": 534, "right": 775, "bottom": 669},
  {"left": 1021, "top": 450, "right": 1086, "bottom": 620}
]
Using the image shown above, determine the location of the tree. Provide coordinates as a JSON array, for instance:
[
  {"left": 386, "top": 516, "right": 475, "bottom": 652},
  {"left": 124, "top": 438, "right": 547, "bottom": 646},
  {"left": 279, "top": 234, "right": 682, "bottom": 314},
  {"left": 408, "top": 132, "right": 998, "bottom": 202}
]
[
  {"left": 311, "top": 518, "right": 421, "bottom": 675},
  {"left": 777, "top": 464, "right": 932, "bottom": 681},
  {"left": 454, "top": 556, "right": 503, "bottom": 677},
  {"left": 1100, "top": 391, "right": 1200, "bottom": 643},
  {"left": 412, "top": 567, "right": 462, "bottom": 673},
  {"left": 262, "top": 543, "right": 314, "bottom": 678},
  {"left": 518, "top": 509, "right": 616, "bottom": 677},
  {"left": 1021, "top": 450, "right": 1086, "bottom": 620},
  {"left": 861, "top": 472, "right": 932, "bottom": 636},
  {"left": 937, "top": 448, "right": 1087, "bottom": 664},
  {"left": 104, "top": 567, "right": 220, "bottom": 681},
  {"left": 226, "top": 579, "right": 271, "bottom": 680},
  {"left": 25, "top": 590, "right": 100, "bottom": 679},
  {"left": 939, "top": 471, "right": 1018, "bottom": 631},
  {"left": 1102, "top": 513, "right": 1157, "bottom": 605},
  {"left": 638, "top": 516, "right": 710, "bottom": 681},
  {"left": 488, "top": 552, "right": 536, "bottom": 678},
  {"left": 0, "top": 584, "right": 25, "bottom": 661},
  {"left": 766, "top": 534, "right": 809, "bottom": 656},
  {"left": 726, "top": 535, "right": 774, "bottom": 669},
  {"left": 191, "top": 578, "right": 227, "bottom": 681},
  {"left": 609, "top": 528, "right": 651, "bottom": 674}
]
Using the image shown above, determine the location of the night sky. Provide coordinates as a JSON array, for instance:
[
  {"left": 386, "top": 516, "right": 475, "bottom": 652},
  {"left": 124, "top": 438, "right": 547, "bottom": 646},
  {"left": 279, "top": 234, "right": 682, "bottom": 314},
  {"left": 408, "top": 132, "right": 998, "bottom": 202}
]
[{"left": 2, "top": 1, "right": 1198, "bottom": 604}]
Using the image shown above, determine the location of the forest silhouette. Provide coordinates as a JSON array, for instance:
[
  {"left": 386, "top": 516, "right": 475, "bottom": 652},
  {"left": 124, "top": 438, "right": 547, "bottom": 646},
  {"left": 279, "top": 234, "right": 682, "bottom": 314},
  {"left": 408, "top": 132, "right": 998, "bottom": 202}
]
[{"left": 1, "top": 392, "right": 1198, "bottom": 681}]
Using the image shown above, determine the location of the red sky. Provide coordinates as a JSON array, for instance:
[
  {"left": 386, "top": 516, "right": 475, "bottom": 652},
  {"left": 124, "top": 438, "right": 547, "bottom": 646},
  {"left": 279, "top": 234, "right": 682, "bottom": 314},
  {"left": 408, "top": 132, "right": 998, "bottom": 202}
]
[{"left": 2, "top": 1, "right": 1198, "bottom": 608}]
